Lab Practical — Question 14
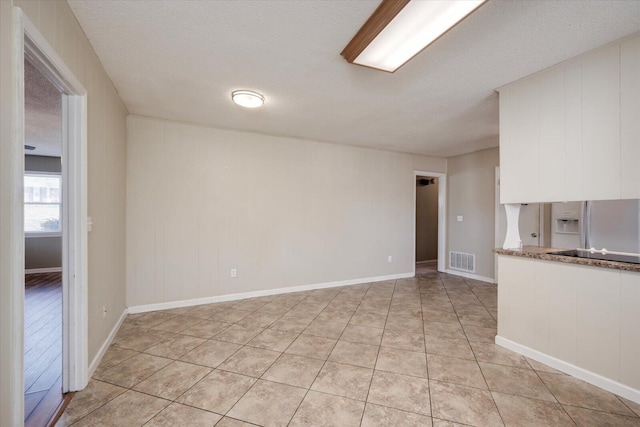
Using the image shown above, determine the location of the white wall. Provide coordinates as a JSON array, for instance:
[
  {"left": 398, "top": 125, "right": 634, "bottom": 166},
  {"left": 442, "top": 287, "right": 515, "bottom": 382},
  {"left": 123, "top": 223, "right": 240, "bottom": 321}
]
[
  {"left": 126, "top": 116, "right": 446, "bottom": 307},
  {"left": 447, "top": 147, "right": 500, "bottom": 280},
  {"left": 12, "top": 0, "right": 129, "bottom": 366}
]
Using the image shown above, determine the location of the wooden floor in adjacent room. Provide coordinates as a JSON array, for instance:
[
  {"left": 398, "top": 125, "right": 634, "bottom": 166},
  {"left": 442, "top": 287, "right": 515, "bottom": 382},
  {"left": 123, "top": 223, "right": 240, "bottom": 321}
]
[
  {"left": 24, "top": 272, "right": 63, "bottom": 426},
  {"left": 415, "top": 260, "right": 438, "bottom": 275}
]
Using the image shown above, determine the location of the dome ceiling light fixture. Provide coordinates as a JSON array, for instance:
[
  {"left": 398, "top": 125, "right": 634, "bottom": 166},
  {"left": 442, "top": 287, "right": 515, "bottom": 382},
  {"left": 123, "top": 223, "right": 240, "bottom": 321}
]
[
  {"left": 341, "top": 0, "right": 487, "bottom": 73},
  {"left": 231, "top": 90, "right": 265, "bottom": 108}
]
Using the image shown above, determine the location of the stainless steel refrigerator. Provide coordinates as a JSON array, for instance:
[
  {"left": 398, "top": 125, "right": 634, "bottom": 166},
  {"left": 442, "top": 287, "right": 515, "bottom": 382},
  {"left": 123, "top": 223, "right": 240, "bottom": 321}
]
[{"left": 582, "top": 199, "right": 640, "bottom": 254}]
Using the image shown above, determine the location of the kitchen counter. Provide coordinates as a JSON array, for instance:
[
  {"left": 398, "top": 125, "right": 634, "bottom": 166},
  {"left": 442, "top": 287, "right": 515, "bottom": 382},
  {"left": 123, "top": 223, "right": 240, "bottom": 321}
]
[
  {"left": 495, "top": 248, "right": 640, "bottom": 401},
  {"left": 494, "top": 246, "right": 640, "bottom": 272}
]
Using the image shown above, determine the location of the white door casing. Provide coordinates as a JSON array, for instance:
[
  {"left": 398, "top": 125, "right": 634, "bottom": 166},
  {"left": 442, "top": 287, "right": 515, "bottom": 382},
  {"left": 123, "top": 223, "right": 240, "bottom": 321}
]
[
  {"left": 5, "top": 8, "right": 89, "bottom": 423},
  {"left": 413, "top": 171, "right": 447, "bottom": 274},
  {"left": 22, "top": 7, "right": 89, "bottom": 394}
]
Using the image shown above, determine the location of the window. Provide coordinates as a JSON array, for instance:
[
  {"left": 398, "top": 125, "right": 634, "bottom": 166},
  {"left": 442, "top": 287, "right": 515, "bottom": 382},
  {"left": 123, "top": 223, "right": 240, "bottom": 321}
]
[{"left": 24, "top": 173, "right": 61, "bottom": 235}]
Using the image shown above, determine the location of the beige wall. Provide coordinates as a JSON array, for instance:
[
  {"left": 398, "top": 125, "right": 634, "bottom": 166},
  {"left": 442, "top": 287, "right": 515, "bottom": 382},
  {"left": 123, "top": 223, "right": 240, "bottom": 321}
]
[
  {"left": 447, "top": 147, "right": 500, "bottom": 280},
  {"left": 126, "top": 116, "right": 446, "bottom": 307},
  {"left": 13, "top": 0, "right": 129, "bottom": 365},
  {"left": 416, "top": 177, "right": 438, "bottom": 262}
]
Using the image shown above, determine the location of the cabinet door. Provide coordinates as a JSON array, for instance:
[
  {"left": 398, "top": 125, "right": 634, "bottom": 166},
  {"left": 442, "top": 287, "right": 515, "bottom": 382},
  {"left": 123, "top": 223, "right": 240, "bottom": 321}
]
[
  {"left": 497, "top": 256, "right": 537, "bottom": 346},
  {"left": 621, "top": 37, "right": 640, "bottom": 199},
  {"left": 581, "top": 45, "right": 621, "bottom": 200},
  {"left": 499, "top": 88, "right": 515, "bottom": 203},
  {"left": 620, "top": 271, "right": 640, "bottom": 390},
  {"left": 500, "top": 79, "right": 540, "bottom": 203},
  {"left": 538, "top": 68, "right": 566, "bottom": 202},
  {"left": 536, "top": 261, "right": 578, "bottom": 363},
  {"left": 575, "top": 267, "right": 620, "bottom": 381},
  {"left": 564, "top": 62, "right": 583, "bottom": 201}
]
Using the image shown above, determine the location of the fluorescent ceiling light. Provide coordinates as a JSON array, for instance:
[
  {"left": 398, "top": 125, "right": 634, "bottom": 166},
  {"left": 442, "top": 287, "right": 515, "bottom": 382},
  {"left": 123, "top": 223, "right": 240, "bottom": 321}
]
[
  {"left": 342, "top": 0, "right": 486, "bottom": 73},
  {"left": 231, "top": 90, "right": 265, "bottom": 108}
]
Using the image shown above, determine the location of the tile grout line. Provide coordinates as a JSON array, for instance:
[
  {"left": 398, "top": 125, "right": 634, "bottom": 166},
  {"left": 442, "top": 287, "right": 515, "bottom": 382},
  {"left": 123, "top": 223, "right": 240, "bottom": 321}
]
[
  {"left": 73, "top": 274, "right": 640, "bottom": 426},
  {"left": 88, "top": 294, "right": 306, "bottom": 424},
  {"left": 438, "top": 274, "right": 506, "bottom": 426},
  {"left": 458, "top": 276, "right": 507, "bottom": 427},
  {"left": 357, "top": 280, "right": 395, "bottom": 426},
  {"left": 285, "top": 284, "right": 370, "bottom": 426},
  {"left": 420, "top": 274, "right": 434, "bottom": 421},
  {"left": 421, "top": 272, "right": 484, "bottom": 426},
  {"left": 223, "top": 290, "right": 344, "bottom": 424}
]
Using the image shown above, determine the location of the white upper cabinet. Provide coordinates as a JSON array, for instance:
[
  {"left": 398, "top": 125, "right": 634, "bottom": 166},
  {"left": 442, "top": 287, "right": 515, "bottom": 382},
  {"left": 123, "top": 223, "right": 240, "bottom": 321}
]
[
  {"left": 564, "top": 62, "right": 583, "bottom": 201},
  {"left": 581, "top": 45, "right": 620, "bottom": 201},
  {"left": 538, "top": 68, "right": 566, "bottom": 202},
  {"left": 621, "top": 37, "right": 640, "bottom": 200},
  {"left": 500, "top": 80, "right": 540, "bottom": 203},
  {"left": 499, "top": 33, "right": 640, "bottom": 203}
]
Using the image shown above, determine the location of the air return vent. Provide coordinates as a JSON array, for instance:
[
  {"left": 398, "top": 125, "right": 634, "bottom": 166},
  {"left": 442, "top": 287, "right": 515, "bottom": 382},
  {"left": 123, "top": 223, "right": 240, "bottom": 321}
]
[{"left": 449, "top": 251, "right": 475, "bottom": 273}]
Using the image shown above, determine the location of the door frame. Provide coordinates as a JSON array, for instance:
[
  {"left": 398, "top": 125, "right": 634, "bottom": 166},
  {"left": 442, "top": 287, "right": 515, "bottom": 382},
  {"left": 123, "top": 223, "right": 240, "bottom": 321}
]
[
  {"left": 413, "top": 171, "right": 447, "bottom": 274},
  {"left": 9, "top": 7, "right": 88, "bottom": 419}
]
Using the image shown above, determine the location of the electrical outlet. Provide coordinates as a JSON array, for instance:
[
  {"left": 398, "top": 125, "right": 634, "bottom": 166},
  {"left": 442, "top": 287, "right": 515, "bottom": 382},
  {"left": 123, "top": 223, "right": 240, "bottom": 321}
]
[
  {"left": 231, "top": 268, "right": 237, "bottom": 278},
  {"left": 102, "top": 304, "right": 107, "bottom": 319},
  {"left": 388, "top": 255, "right": 392, "bottom": 263}
]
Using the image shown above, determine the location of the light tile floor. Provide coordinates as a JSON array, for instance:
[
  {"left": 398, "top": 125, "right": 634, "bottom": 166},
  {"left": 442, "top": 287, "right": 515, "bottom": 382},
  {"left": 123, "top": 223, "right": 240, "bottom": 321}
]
[{"left": 57, "top": 273, "right": 640, "bottom": 426}]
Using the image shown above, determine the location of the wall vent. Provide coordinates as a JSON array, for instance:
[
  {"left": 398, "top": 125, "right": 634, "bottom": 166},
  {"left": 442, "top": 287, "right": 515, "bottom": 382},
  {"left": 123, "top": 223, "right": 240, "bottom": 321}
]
[{"left": 449, "top": 251, "right": 475, "bottom": 273}]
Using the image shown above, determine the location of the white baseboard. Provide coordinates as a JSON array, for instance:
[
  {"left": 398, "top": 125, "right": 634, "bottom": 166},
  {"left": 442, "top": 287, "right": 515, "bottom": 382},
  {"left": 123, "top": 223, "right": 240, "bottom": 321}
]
[
  {"left": 25, "top": 267, "right": 62, "bottom": 275},
  {"left": 495, "top": 335, "right": 640, "bottom": 405},
  {"left": 445, "top": 269, "right": 496, "bottom": 284},
  {"left": 128, "top": 272, "right": 414, "bottom": 314},
  {"left": 416, "top": 259, "right": 437, "bottom": 264},
  {"left": 88, "top": 308, "right": 128, "bottom": 378}
]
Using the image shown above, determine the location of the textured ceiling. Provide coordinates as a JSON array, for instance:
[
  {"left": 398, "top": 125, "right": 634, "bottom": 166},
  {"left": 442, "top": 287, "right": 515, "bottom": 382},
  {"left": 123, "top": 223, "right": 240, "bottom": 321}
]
[
  {"left": 67, "top": 0, "right": 640, "bottom": 157},
  {"left": 25, "top": 58, "right": 62, "bottom": 157}
]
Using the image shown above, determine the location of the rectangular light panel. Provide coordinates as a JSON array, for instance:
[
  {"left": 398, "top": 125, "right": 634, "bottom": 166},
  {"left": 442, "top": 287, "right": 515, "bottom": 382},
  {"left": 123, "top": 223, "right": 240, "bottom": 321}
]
[{"left": 354, "top": 0, "right": 486, "bottom": 72}]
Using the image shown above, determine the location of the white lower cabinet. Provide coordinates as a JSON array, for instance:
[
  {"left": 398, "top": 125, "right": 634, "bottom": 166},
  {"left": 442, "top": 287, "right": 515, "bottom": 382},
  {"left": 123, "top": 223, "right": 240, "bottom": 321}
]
[
  {"left": 497, "top": 255, "right": 640, "bottom": 392},
  {"left": 620, "top": 271, "right": 640, "bottom": 390},
  {"left": 535, "top": 261, "right": 578, "bottom": 363},
  {"left": 575, "top": 267, "right": 620, "bottom": 381}
]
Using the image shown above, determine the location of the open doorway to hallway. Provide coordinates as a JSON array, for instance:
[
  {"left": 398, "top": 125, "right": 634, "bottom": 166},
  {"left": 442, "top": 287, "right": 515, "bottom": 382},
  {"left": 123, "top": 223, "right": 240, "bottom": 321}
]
[
  {"left": 23, "top": 56, "right": 64, "bottom": 425},
  {"left": 415, "top": 176, "right": 439, "bottom": 275}
]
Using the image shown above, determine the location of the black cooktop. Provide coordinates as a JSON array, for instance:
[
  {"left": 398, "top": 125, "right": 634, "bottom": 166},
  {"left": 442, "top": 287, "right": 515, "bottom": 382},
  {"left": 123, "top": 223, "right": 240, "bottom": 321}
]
[{"left": 550, "top": 250, "right": 640, "bottom": 265}]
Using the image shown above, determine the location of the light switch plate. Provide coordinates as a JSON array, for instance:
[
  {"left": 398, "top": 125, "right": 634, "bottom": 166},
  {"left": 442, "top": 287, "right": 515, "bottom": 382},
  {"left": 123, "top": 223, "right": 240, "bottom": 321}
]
[{"left": 457, "top": 215, "right": 463, "bottom": 222}]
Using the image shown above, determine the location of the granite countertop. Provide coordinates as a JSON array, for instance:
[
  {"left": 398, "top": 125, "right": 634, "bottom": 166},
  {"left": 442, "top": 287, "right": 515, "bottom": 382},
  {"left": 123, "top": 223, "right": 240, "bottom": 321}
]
[{"left": 494, "top": 246, "right": 640, "bottom": 272}]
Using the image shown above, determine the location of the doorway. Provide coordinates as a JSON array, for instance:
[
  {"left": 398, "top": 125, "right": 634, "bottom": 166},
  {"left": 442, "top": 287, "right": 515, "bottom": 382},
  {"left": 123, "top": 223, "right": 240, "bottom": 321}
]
[
  {"left": 23, "top": 56, "right": 64, "bottom": 425},
  {"left": 415, "top": 176, "right": 439, "bottom": 274},
  {"left": 414, "top": 171, "right": 447, "bottom": 274},
  {"left": 2, "top": 9, "right": 90, "bottom": 425}
]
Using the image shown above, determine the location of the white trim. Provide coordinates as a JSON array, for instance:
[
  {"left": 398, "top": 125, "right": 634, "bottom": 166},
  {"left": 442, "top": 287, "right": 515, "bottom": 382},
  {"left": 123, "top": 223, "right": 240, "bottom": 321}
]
[
  {"left": 25, "top": 267, "right": 62, "bottom": 275},
  {"left": 88, "top": 308, "right": 128, "bottom": 378},
  {"left": 20, "top": 8, "right": 89, "bottom": 395},
  {"left": 413, "top": 171, "right": 447, "bottom": 275},
  {"left": 494, "top": 166, "right": 500, "bottom": 281},
  {"left": 2, "top": 7, "right": 27, "bottom": 425},
  {"left": 416, "top": 259, "right": 438, "bottom": 264},
  {"left": 495, "top": 335, "right": 640, "bottom": 405},
  {"left": 129, "top": 272, "right": 414, "bottom": 314},
  {"left": 445, "top": 268, "right": 496, "bottom": 284}
]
